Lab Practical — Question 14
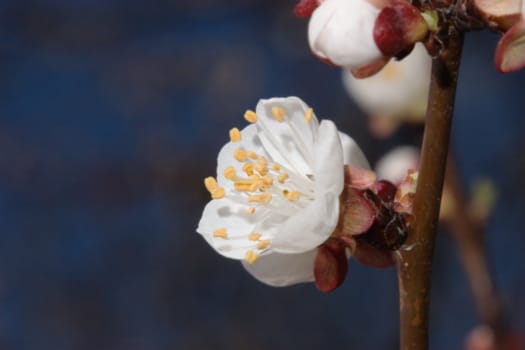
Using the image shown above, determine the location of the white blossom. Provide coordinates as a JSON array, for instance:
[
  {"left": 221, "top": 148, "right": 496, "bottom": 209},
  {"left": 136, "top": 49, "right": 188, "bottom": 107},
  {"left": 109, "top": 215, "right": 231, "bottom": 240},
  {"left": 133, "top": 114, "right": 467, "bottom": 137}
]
[
  {"left": 197, "top": 97, "right": 369, "bottom": 286},
  {"left": 343, "top": 43, "right": 431, "bottom": 121},
  {"left": 308, "top": 0, "right": 383, "bottom": 70}
]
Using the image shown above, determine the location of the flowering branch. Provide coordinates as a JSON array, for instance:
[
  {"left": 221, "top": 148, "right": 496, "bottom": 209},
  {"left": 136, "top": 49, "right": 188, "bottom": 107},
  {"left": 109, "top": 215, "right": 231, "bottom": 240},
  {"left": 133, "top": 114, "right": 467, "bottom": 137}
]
[{"left": 395, "top": 28, "right": 464, "bottom": 350}]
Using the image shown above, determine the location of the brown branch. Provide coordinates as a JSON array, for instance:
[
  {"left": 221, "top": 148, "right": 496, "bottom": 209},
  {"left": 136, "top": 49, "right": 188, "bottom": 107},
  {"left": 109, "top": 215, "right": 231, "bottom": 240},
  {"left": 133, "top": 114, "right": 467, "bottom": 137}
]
[
  {"left": 444, "top": 157, "right": 507, "bottom": 347},
  {"left": 395, "top": 28, "right": 464, "bottom": 350}
]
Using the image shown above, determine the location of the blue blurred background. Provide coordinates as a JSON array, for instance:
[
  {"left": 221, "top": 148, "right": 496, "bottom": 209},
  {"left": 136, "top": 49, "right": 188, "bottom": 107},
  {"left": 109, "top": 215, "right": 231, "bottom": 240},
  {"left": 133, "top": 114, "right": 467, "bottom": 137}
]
[{"left": 0, "top": 1, "right": 524, "bottom": 349}]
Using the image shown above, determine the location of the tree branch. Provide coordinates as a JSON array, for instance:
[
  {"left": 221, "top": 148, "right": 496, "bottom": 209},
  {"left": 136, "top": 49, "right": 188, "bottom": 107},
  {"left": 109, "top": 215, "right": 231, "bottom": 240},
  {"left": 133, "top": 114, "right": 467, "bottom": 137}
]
[{"left": 396, "top": 28, "right": 464, "bottom": 350}]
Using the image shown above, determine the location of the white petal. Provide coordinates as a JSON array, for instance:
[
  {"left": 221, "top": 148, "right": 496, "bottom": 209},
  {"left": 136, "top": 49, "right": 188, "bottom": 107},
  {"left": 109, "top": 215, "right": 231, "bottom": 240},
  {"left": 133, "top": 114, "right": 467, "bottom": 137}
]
[
  {"left": 308, "top": 0, "right": 382, "bottom": 69},
  {"left": 342, "top": 43, "right": 431, "bottom": 119},
  {"left": 338, "top": 131, "right": 371, "bottom": 169},
  {"left": 242, "top": 249, "right": 317, "bottom": 286},
  {"left": 271, "top": 191, "right": 340, "bottom": 253},
  {"left": 216, "top": 124, "right": 269, "bottom": 189},
  {"left": 266, "top": 121, "right": 344, "bottom": 254},
  {"left": 197, "top": 198, "right": 260, "bottom": 259},
  {"left": 375, "top": 146, "right": 419, "bottom": 184},
  {"left": 255, "top": 97, "right": 317, "bottom": 176},
  {"left": 313, "top": 120, "right": 344, "bottom": 195}
]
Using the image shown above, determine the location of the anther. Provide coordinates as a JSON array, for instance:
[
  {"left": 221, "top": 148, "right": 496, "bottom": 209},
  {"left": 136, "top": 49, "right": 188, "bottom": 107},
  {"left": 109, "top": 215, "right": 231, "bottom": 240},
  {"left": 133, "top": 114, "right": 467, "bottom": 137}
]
[
  {"left": 213, "top": 228, "right": 228, "bottom": 239},
  {"left": 223, "top": 166, "right": 236, "bottom": 180},
  {"left": 247, "top": 151, "right": 258, "bottom": 160},
  {"left": 242, "top": 162, "right": 254, "bottom": 176},
  {"left": 271, "top": 106, "right": 285, "bottom": 122},
  {"left": 244, "top": 250, "right": 259, "bottom": 264},
  {"left": 248, "top": 232, "right": 262, "bottom": 241},
  {"left": 304, "top": 108, "right": 313, "bottom": 122},
  {"left": 211, "top": 187, "right": 226, "bottom": 199},
  {"left": 248, "top": 192, "right": 272, "bottom": 204},
  {"left": 204, "top": 177, "right": 218, "bottom": 193},
  {"left": 257, "top": 240, "right": 271, "bottom": 250},
  {"left": 229, "top": 128, "right": 241, "bottom": 142},
  {"left": 278, "top": 173, "right": 289, "bottom": 183},
  {"left": 254, "top": 163, "right": 269, "bottom": 176},
  {"left": 285, "top": 191, "right": 301, "bottom": 201},
  {"left": 272, "top": 164, "right": 281, "bottom": 171},
  {"left": 234, "top": 148, "right": 248, "bottom": 162},
  {"left": 244, "top": 110, "right": 258, "bottom": 123},
  {"left": 247, "top": 207, "right": 256, "bottom": 215},
  {"left": 262, "top": 175, "right": 273, "bottom": 187}
]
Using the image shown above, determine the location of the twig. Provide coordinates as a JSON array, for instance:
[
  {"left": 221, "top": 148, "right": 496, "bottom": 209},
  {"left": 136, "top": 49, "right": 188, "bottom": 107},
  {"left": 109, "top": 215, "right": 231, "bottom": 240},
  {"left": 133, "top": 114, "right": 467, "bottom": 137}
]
[
  {"left": 444, "top": 157, "right": 506, "bottom": 347},
  {"left": 395, "top": 28, "right": 464, "bottom": 350}
]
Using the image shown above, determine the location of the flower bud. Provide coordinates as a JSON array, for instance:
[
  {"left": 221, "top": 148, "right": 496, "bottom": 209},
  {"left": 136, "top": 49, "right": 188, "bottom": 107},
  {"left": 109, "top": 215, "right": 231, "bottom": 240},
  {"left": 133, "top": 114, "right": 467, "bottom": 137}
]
[
  {"left": 474, "top": 0, "right": 522, "bottom": 31},
  {"left": 308, "top": 0, "right": 428, "bottom": 77},
  {"left": 308, "top": 0, "right": 385, "bottom": 73},
  {"left": 478, "top": 0, "right": 525, "bottom": 73}
]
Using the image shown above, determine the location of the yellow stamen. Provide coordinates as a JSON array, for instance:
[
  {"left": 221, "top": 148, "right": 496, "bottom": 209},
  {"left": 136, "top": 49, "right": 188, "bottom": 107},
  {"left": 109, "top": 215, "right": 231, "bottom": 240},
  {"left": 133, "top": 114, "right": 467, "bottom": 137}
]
[
  {"left": 247, "top": 151, "right": 258, "bottom": 160},
  {"left": 304, "top": 108, "right": 313, "bottom": 122},
  {"left": 234, "top": 148, "right": 248, "bottom": 162},
  {"left": 204, "top": 177, "right": 218, "bottom": 193},
  {"left": 247, "top": 207, "right": 256, "bottom": 215},
  {"left": 262, "top": 175, "right": 273, "bottom": 187},
  {"left": 248, "top": 193, "right": 272, "bottom": 204},
  {"left": 285, "top": 191, "right": 301, "bottom": 201},
  {"left": 234, "top": 183, "right": 251, "bottom": 192},
  {"left": 258, "top": 156, "right": 268, "bottom": 167},
  {"left": 244, "top": 250, "right": 258, "bottom": 264},
  {"left": 213, "top": 228, "right": 228, "bottom": 239},
  {"left": 257, "top": 240, "right": 271, "bottom": 250},
  {"left": 271, "top": 106, "right": 285, "bottom": 122},
  {"left": 242, "top": 162, "right": 254, "bottom": 176},
  {"left": 244, "top": 110, "right": 258, "bottom": 123},
  {"left": 229, "top": 128, "right": 241, "bottom": 142},
  {"left": 278, "top": 173, "right": 289, "bottom": 183},
  {"left": 249, "top": 181, "right": 262, "bottom": 192},
  {"left": 254, "top": 163, "right": 268, "bottom": 176},
  {"left": 248, "top": 232, "right": 262, "bottom": 241},
  {"left": 272, "top": 164, "right": 281, "bottom": 171},
  {"left": 211, "top": 187, "right": 225, "bottom": 199},
  {"left": 223, "top": 166, "right": 236, "bottom": 180}
]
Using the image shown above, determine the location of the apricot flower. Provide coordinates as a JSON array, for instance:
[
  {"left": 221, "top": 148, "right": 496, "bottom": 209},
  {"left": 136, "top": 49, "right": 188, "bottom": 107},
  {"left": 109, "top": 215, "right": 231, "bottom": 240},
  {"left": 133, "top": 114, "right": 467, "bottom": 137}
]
[{"left": 197, "top": 97, "right": 369, "bottom": 287}]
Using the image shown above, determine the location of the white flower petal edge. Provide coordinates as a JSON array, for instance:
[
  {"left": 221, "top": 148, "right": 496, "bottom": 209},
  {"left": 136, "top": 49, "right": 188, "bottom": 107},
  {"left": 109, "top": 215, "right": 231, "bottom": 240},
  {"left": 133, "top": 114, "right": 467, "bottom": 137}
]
[
  {"left": 308, "top": 0, "right": 383, "bottom": 69},
  {"left": 197, "top": 96, "right": 369, "bottom": 286},
  {"left": 242, "top": 249, "right": 317, "bottom": 286}
]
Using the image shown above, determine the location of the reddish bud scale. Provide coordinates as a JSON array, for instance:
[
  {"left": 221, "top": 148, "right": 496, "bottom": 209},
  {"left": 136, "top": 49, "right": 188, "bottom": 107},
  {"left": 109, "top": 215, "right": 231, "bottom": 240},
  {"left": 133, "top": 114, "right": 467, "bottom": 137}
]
[
  {"left": 342, "top": 236, "right": 396, "bottom": 268},
  {"left": 294, "top": 0, "right": 320, "bottom": 18},
  {"left": 314, "top": 238, "right": 349, "bottom": 292},
  {"left": 373, "top": 0, "right": 428, "bottom": 57}
]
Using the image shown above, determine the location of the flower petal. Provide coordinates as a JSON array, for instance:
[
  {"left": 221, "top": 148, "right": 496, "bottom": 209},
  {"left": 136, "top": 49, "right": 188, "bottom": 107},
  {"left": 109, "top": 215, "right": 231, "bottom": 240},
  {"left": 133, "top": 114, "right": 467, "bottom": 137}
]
[
  {"left": 255, "top": 97, "right": 318, "bottom": 176},
  {"left": 375, "top": 146, "right": 419, "bottom": 184},
  {"left": 314, "top": 120, "right": 344, "bottom": 195},
  {"left": 242, "top": 249, "right": 317, "bottom": 286},
  {"left": 343, "top": 43, "right": 431, "bottom": 119},
  {"left": 271, "top": 191, "right": 340, "bottom": 253},
  {"left": 308, "top": 0, "right": 383, "bottom": 69},
  {"left": 197, "top": 198, "right": 261, "bottom": 259},
  {"left": 338, "top": 131, "right": 371, "bottom": 169},
  {"left": 265, "top": 120, "right": 345, "bottom": 254},
  {"left": 495, "top": 20, "right": 525, "bottom": 73},
  {"left": 474, "top": 0, "right": 522, "bottom": 30}
]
